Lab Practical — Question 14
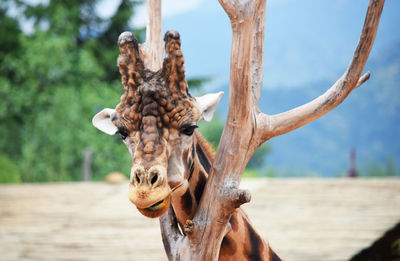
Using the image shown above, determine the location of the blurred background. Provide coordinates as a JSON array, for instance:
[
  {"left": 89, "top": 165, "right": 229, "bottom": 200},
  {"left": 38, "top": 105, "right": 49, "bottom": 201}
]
[{"left": 0, "top": 0, "right": 399, "bottom": 183}]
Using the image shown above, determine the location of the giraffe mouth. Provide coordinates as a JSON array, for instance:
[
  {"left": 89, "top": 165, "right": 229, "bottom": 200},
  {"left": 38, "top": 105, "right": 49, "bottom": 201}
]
[{"left": 136, "top": 195, "right": 171, "bottom": 218}]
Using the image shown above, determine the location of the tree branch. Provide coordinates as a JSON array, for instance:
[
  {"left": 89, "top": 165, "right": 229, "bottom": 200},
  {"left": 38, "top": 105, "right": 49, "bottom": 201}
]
[
  {"left": 159, "top": 205, "right": 190, "bottom": 260},
  {"left": 357, "top": 71, "right": 370, "bottom": 88},
  {"left": 139, "top": 0, "right": 164, "bottom": 71},
  {"left": 255, "top": 0, "right": 384, "bottom": 142}
]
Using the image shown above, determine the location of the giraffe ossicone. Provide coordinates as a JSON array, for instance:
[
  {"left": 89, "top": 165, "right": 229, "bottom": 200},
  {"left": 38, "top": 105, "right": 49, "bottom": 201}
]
[{"left": 92, "top": 30, "right": 223, "bottom": 218}]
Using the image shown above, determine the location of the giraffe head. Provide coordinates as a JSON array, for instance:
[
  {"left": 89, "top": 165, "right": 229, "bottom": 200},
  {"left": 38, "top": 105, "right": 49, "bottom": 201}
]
[{"left": 92, "top": 31, "right": 222, "bottom": 218}]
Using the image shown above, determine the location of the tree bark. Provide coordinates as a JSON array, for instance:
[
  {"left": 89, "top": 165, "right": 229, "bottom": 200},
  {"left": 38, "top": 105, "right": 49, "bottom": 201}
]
[{"left": 140, "top": 0, "right": 163, "bottom": 71}]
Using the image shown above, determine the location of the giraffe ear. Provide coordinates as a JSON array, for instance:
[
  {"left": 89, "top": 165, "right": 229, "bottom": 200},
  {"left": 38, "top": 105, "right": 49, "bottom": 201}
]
[
  {"left": 92, "top": 108, "right": 118, "bottom": 135},
  {"left": 195, "top": 92, "right": 224, "bottom": 122}
]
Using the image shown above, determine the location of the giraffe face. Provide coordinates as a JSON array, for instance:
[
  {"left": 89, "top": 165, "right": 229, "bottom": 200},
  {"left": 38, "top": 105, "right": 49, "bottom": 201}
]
[
  {"left": 113, "top": 82, "right": 200, "bottom": 218},
  {"left": 92, "top": 31, "right": 222, "bottom": 218}
]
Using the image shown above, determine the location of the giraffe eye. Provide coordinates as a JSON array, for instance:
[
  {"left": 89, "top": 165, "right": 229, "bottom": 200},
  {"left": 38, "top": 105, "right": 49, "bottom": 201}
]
[
  {"left": 117, "top": 130, "right": 129, "bottom": 140},
  {"left": 181, "top": 125, "right": 198, "bottom": 136}
]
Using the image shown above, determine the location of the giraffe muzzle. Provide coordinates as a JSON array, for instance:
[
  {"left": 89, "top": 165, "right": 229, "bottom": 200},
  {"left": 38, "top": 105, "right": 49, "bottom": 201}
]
[{"left": 128, "top": 165, "right": 171, "bottom": 218}]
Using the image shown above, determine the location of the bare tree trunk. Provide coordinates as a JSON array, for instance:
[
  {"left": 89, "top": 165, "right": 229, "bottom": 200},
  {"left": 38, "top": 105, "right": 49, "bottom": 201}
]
[
  {"left": 140, "top": 0, "right": 163, "bottom": 71},
  {"left": 141, "top": 0, "right": 385, "bottom": 260},
  {"left": 83, "top": 147, "right": 92, "bottom": 181}
]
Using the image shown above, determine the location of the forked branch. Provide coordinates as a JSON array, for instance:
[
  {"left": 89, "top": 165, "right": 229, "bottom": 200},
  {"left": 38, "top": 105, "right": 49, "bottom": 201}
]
[
  {"left": 187, "top": 0, "right": 385, "bottom": 260},
  {"left": 147, "top": 0, "right": 385, "bottom": 260}
]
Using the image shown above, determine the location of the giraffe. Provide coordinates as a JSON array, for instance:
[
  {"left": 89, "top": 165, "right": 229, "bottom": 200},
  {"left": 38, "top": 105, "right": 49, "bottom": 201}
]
[{"left": 92, "top": 30, "right": 281, "bottom": 261}]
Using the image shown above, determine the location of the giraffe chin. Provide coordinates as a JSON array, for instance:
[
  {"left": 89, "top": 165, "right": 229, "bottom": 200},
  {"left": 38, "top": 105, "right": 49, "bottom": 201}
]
[{"left": 136, "top": 195, "right": 171, "bottom": 218}]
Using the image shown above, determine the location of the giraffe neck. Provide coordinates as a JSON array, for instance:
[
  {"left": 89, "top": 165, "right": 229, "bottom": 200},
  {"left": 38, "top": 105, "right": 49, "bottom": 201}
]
[
  {"left": 170, "top": 131, "right": 212, "bottom": 227},
  {"left": 169, "top": 132, "right": 282, "bottom": 261}
]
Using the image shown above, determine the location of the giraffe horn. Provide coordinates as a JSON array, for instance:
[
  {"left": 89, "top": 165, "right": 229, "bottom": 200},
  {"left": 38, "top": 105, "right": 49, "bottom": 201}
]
[
  {"left": 162, "top": 30, "right": 188, "bottom": 98},
  {"left": 117, "top": 32, "right": 144, "bottom": 105}
]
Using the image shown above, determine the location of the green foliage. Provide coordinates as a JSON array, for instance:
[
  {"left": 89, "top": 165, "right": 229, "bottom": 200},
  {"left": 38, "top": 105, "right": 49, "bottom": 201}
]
[
  {"left": 359, "top": 157, "right": 400, "bottom": 177},
  {"left": 242, "top": 168, "right": 261, "bottom": 178},
  {"left": 0, "top": 0, "right": 139, "bottom": 182},
  {"left": 0, "top": 154, "right": 21, "bottom": 183},
  {"left": 198, "top": 114, "right": 224, "bottom": 149},
  {"left": 0, "top": 7, "right": 21, "bottom": 61},
  {"left": 247, "top": 144, "right": 270, "bottom": 169},
  {"left": 265, "top": 168, "right": 276, "bottom": 178},
  {"left": 187, "top": 77, "right": 212, "bottom": 90}
]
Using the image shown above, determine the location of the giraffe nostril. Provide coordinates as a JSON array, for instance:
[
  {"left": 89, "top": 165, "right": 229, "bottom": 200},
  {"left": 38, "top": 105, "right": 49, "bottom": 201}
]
[
  {"left": 150, "top": 171, "right": 159, "bottom": 185},
  {"left": 135, "top": 169, "right": 141, "bottom": 184}
]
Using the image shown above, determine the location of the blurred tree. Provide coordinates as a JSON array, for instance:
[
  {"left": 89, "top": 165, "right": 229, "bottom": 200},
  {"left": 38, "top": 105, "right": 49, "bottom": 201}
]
[
  {"left": 0, "top": 7, "right": 21, "bottom": 61},
  {"left": 247, "top": 144, "right": 270, "bottom": 169},
  {"left": 0, "top": 0, "right": 142, "bottom": 182},
  {"left": 187, "top": 77, "right": 212, "bottom": 90},
  {"left": 198, "top": 114, "right": 224, "bottom": 149},
  {"left": 0, "top": 154, "right": 21, "bottom": 183},
  {"left": 360, "top": 157, "right": 399, "bottom": 177}
]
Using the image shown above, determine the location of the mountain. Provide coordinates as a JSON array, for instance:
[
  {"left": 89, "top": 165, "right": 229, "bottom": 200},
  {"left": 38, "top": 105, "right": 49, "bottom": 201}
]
[{"left": 216, "top": 42, "right": 400, "bottom": 176}]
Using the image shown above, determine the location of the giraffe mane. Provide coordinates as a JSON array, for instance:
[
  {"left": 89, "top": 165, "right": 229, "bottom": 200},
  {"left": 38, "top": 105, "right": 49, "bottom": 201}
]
[{"left": 195, "top": 131, "right": 215, "bottom": 161}]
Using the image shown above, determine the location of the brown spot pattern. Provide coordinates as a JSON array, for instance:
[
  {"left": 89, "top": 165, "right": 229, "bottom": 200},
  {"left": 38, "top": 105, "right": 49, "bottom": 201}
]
[
  {"left": 244, "top": 222, "right": 264, "bottom": 261},
  {"left": 220, "top": 235, "right": 237, "bottom": 257},
  {"left": 196, "top": 144, "right": 211, "bottom": 173},
  {"left": 181, "top": 189, "right": 193, "bottom": 216},
  {"left": 194, "top": 172, "right": 206, "bottom": 204}
]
